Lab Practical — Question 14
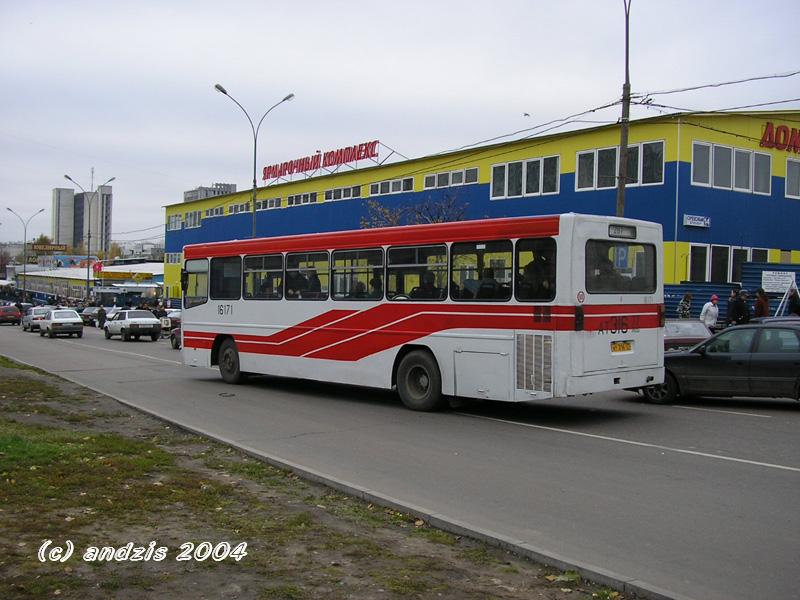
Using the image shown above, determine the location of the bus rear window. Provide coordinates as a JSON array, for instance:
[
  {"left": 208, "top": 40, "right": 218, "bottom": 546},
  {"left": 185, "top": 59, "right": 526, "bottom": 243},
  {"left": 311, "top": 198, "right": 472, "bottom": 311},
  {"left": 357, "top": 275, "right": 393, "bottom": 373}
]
[{"left": 585, "top": 240, "right": 656, "bottom": 294}]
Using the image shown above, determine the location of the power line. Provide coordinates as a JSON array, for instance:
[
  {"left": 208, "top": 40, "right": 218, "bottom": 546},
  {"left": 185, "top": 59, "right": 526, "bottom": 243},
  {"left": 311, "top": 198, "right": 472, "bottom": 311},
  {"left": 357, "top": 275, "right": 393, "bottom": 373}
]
[{"left": 634, "top": 69, "right": 800, "bottom": 98}]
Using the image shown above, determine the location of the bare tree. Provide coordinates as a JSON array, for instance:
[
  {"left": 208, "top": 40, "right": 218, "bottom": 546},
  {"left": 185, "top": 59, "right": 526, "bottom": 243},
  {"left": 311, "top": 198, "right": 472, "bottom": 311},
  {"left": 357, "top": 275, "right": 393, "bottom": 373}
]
[{"left": 360, "top": 192, "right": 468, "bottom": 229}]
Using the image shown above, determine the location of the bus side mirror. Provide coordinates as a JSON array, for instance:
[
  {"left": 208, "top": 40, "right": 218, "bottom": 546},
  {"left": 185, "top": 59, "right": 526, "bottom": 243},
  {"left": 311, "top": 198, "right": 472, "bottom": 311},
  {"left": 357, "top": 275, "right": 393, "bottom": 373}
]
[{"left": 180, "top": 271, "right": 188, "bottom": 292}]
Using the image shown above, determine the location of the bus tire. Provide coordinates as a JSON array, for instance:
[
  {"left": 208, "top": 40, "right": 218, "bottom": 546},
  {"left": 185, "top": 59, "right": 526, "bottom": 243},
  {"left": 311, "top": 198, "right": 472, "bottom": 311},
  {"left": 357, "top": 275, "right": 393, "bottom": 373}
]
[
  {"left": 219, "top": 338, "right": 247, "bottom": 384},
  {"left": 397, "top": 350, "right": 444, "bottom": 411},
  {"left": 643, "top": 373, "right": 678, "bottom": 404}
]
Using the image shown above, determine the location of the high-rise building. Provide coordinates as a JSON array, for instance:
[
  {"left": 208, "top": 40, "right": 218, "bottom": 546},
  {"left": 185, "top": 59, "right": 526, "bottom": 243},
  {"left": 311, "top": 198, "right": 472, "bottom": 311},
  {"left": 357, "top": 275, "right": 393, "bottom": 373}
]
[
  {"left": 51, "top": 185, "right": 113, "bottom": 253},
  {"left": 183, "top": 183, "right": 236, "bottom": 202}
]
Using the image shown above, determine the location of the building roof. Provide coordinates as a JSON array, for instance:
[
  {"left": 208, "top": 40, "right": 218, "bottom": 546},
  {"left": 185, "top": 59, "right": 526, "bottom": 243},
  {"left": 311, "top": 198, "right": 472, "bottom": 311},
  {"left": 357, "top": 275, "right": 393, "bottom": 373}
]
[{"left": 20, "top": 262, "right": 164, "bottom": 281}]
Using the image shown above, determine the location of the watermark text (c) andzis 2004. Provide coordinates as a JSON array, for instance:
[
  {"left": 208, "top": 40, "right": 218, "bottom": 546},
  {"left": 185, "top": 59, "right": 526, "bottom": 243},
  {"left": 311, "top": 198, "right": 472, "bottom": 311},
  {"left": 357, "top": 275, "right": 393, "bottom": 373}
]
[{"left": 38, "top": 540, "right": 248, "bottom": 563}]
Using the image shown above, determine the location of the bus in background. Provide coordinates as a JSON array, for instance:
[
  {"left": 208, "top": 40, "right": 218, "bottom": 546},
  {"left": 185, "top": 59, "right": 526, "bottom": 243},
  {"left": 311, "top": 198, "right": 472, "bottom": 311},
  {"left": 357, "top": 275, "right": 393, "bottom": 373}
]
[{"left": 180, "top": 213, "right": 664, "bottom": 411}]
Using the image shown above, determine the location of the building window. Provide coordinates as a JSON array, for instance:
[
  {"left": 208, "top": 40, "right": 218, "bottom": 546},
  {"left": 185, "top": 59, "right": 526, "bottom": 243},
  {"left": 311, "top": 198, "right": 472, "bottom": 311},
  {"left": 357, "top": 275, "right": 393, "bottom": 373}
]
[
  {"left": 423, "top": 167, "right": 479, "bottom": 190},
  {"left": 787, "top": 158, "right": 800, "bottom": 199},
  {"left": 166, "top": 252, "right": 182, "bottom": 264},
  {"left": 491, "top": 156, "right": 559, "bottom": 199},
  {"left": 287, "top": 192, "right": 317, "bottom": 206},
  {"left": 693, "top": 141, "right": 771, "bottom": 195},
  {"left": 324, "top": 185, "right": 361, "bottom": 201},
  {"left": 204, "top": 206, "right": 224, "bottom": 217},
  {"left": 577, "top": 141, "right": 663, "bottom": 191},
  {"left": 751, "top": 248, "right": 768, "bottom": 263},
  {"left": 255, "top": 198, "right": 281, "bottom": 211},
  {"left": 184, "top": 210, "right": 201, "bottom": 229},
  {"left": 229, "top": 202, "right": 250, "bottom": 214},
  {"left": 692, "top": 142, "right": 711, "bottom": 186},
  {"left": 167, "top": 215, "right": 183, "bottom": 231},
  {"left": 731, "top": 248, "right": 748, "bottom": 283},
  {"left": 710, "top": 245, "right": 729, "bottom": 283},
  {"left": 369, "top": 177, "right": 413, "bottom": 196},
  {"left": 689, "top": 244, "right": 708, "bottom": 282}
]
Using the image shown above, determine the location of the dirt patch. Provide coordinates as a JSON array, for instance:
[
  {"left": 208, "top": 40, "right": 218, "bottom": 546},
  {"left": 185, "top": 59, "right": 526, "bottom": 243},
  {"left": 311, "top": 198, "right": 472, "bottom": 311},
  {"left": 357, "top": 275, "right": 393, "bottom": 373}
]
[{"left": 0, "top": 359, "right": 628, "bottom": 599}]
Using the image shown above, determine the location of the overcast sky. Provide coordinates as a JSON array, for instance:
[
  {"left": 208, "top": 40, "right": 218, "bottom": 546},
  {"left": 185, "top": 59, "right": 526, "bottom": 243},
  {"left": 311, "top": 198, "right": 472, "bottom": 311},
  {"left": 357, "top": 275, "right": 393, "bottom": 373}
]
[{"left": 1, "top": 0, "right": 798, "bottom": 244}]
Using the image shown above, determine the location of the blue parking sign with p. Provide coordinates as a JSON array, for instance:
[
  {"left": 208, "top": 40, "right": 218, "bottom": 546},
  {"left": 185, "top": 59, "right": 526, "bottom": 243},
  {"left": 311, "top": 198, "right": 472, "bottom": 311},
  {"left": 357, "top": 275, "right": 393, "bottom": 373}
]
[{"left": 614, "top": 245, "right": 628, "bottom": 269}]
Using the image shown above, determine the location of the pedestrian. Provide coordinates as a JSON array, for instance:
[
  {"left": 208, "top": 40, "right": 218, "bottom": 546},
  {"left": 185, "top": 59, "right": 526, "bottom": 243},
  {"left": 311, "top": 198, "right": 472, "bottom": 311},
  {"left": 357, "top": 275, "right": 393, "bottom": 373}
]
[
  {"left": 729, "top": 289, "right": 751, "bottom": 326},
  {"left": 96, "top": 305, "right": 107, "bottom": 329},
  {"left": 676, "top": 292, "right": 693, "bottom": 318},
  {"left": 699, "top": 294, "right": 720, "bottom": 332},
  {"left": 726, "top": 287, "right": 739, "bottom": 326},
  {"left": 753, "top": 288, "right": 770, "bottom": 319},
  {"left": 789, "top": 288, "right": 800, "bottom": 317}
]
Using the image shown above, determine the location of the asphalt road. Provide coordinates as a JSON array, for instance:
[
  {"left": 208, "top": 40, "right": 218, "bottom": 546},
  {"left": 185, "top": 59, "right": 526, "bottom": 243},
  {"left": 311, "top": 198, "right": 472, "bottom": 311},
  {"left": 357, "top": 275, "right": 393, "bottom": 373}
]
[{"left": 2, "top": 323, "right": 798, "bottom": 600}]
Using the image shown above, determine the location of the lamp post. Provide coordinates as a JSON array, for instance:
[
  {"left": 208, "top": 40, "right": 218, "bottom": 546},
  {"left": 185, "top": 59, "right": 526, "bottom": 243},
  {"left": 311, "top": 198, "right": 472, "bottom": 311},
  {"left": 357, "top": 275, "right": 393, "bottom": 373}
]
[
  {"left": 214, "top": 84, "right": 294, "bottom": 238},
  {"left": 5, "top": 207, "right": 44, "bottom": 298},
  {"left": 64, "top": 173, "right": 115, "bottom": 300}
]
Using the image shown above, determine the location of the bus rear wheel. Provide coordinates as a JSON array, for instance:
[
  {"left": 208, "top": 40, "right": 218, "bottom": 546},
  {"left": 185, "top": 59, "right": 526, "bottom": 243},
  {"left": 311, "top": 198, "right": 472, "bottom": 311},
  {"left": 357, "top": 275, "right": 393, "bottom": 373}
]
[
  {"left": 219, "top": 338, "right": 247, "bottom": 384},
  {"left": 397, "top": 350, "right": 444, "bottom": 411}
]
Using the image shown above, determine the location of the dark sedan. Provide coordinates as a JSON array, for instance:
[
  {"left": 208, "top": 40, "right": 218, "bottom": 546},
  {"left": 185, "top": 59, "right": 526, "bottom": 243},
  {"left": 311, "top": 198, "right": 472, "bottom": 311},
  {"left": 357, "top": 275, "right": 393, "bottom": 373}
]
[{"left": 643, "top": 322, "right": 800, "bottom": 403}]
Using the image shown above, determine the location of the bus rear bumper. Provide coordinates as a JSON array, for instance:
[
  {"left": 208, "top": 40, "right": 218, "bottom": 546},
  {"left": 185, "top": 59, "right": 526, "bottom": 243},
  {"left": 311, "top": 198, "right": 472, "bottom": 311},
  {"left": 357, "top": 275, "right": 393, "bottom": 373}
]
[{"left": 565, "top": 367, "right": 664, "bottom": 396}]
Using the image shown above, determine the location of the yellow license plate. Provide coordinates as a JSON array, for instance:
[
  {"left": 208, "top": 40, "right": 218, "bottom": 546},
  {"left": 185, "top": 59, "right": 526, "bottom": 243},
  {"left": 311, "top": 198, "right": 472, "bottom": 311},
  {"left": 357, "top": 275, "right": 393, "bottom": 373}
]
[{"left": 611, "top": 341, "right": 632, "bottom": 353}]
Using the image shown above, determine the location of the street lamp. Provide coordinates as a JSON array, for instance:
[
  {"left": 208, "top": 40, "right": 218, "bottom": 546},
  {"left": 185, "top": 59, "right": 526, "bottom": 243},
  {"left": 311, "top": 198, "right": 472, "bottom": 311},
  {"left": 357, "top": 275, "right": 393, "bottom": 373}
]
[
  {"left": 5, "top": 207, "right": 45, "bottom": 298},
  {"left": 64, "top": 173, "right": 115, "bottom": 300},
  {"left": 214, "top": 84, "right": 294, "bottom": 238}
]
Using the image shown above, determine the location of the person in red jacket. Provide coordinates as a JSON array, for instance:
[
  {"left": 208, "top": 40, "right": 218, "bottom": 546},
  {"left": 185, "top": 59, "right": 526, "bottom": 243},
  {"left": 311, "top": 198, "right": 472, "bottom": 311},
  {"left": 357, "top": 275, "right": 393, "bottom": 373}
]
[{"left": 754, "top": 288, "right": 770, "bottom": 319}]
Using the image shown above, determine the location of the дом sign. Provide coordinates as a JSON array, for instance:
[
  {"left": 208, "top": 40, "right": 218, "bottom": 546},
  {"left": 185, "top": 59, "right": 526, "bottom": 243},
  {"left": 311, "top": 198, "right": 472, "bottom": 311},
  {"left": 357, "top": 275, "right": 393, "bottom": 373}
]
[
  {"left": 760, "top": 122, "right": 800, "bottom": 153},
  {"left": 263, "top": 140, "right": 379, "bottom": 180}
]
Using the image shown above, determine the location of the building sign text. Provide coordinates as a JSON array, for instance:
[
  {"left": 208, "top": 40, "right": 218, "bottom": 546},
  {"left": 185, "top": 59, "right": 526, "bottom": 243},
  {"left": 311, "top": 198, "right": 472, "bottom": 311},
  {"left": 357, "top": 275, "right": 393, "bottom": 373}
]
[{"left": 263, "top": 140, "right": 379, "bottom": 180}]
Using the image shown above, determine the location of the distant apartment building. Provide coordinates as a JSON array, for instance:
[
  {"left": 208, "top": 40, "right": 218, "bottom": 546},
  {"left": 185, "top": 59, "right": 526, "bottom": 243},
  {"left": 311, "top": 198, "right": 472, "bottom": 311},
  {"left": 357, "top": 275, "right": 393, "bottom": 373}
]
[
  {"left": 51, "top": 185, "right": 113, "bottom": 253},
  {"left": 183, "top": 182, "right": 236, "bottom": 203}
]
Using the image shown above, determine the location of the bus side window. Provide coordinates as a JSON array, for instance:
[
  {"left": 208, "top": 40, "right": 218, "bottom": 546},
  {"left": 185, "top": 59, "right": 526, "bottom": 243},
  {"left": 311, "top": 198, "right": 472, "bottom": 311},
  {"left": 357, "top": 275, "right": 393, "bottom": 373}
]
[
  {"left": 450, "top": 240, "right": 512, "bottom": 302},
  {"left": 387, "top": 245, "right": 447, "bottom": 301},
  {"left": 515, "top": 238, "right": 556, "bottom": 302},
  {"left": 286, "top": 252, "right": 329, "bottom": 300},
  {"left": 331, "top": 248, "right": 383, "bottom": 301}
]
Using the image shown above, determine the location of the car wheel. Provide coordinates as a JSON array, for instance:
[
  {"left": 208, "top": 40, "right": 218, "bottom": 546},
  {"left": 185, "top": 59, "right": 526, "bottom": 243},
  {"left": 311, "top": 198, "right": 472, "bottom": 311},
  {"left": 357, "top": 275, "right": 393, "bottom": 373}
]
[
  {"left": 219, "top": 338, "right": 246, "bottom": 384},
  {"left": 170, "top": 335, "right": 180, "bottom": 349},
  {"left": 134, "top": 335, "right": 140, "bottom": 341},
  {"left": 77, "top": 331, "right": 83, "bottom": 338},
  {"left": 104, "top": 327, "right": 112, "bottom": 339},
  {"left": 150, "top": 333, "right": 159, "bottom": 342},
  {"left": 122, "top": 329, "right": 130, "bottom": 342},
  {"left": 22, "top": 323, "right": 28, "bottom": 331},
  {"left": 396, "top": 350, "right": 445, "bottom": 411},
  {"left": 39, "top": 328, "right": 45, "bottom": 337},
  {"left": 47, "top": 328, "right": 54, "bottom": 339},
  {"left": 643, "top": 373, "right": 679, "bottom": 404}
]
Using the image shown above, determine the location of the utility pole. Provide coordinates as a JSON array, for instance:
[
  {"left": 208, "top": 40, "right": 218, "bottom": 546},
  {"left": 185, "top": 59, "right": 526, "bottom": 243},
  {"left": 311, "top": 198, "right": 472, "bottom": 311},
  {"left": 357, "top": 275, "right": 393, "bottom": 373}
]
[{"left": 616, "top": 0, "right": 633, "bottom": 218}]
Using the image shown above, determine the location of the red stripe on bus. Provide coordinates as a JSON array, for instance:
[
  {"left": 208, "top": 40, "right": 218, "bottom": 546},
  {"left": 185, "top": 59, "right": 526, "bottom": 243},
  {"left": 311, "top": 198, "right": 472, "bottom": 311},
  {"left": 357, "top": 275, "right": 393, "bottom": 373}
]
[{"left": 183, "top": 303, "right": 661, "bottom": 360}]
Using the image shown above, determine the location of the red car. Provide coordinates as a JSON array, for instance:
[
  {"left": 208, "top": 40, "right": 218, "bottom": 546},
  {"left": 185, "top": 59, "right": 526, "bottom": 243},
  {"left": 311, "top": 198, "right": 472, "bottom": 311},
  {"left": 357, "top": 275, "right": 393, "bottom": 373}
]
[{"left": 0, "top": 305, "right": 22, "bottom": 325}]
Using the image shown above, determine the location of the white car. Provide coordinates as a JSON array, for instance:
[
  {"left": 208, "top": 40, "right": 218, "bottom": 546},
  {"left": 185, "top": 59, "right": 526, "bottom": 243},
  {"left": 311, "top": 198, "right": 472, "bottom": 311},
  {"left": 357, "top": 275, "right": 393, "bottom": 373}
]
[
  {"left": 39, "top": 309, "right": 84, "bottom": 338},
  {"left": 103, "top": 309, "right": 162, "bottom": 342}
]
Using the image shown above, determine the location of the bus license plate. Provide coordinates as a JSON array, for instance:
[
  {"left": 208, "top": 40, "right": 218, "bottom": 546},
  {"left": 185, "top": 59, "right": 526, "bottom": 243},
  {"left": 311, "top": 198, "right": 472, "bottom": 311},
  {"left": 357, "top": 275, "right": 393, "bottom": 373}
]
[{"left": 611, "top": 340, "right": 632, "bottom": 353}]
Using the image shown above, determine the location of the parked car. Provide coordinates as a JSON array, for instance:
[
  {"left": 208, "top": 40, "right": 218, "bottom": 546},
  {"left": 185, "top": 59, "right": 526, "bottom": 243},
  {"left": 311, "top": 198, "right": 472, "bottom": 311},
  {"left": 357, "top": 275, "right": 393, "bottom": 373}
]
[
  {"left": 170, "top": 325, "right": 182, "bottom": 349},
  {"left": 0, "top": 305, "right": 22, "bottom": 325},
  {"left": 103, "top": 309, "right": 162, "bottom": 341},
  {"left": 664, "top": 319, "right": 712, "bottom": 351},
  {"left": 22, "top": 306, "right": 52, "bottom": 332},
  {"left": 39, "top": 309, "right": 84, "bottom": 338},
  {"left": 642, "top": 322, "right": 800, "bottom": 404},
  {"left": 79, "top": 306, "right": 102, "bottom": 326}
]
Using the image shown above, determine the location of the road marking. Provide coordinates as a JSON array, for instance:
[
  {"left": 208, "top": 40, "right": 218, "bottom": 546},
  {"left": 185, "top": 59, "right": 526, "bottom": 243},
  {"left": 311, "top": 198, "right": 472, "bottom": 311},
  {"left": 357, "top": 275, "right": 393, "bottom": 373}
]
[
  {"left": 673, "top": 405, "right": 772, "bottom": 418},
  {"left": 456, "top": 412, "right": 800, "bottom": 473},
  {"left": 59, "top": 339, "right": 182, "bottom": 365}
]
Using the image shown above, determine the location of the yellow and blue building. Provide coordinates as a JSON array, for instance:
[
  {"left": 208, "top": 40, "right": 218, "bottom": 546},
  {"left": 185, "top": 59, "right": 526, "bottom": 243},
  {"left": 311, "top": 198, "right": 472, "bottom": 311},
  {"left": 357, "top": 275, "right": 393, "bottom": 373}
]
[{"left": 163, "top": 110, "right": 800, "bottom": 300}]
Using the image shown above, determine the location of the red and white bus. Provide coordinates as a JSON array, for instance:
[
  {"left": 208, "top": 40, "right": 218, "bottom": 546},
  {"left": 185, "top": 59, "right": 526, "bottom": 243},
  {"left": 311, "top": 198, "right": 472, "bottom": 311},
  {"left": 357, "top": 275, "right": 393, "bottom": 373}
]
[{"left": 180, "top": 213, "right": 664, "bottom": 410}]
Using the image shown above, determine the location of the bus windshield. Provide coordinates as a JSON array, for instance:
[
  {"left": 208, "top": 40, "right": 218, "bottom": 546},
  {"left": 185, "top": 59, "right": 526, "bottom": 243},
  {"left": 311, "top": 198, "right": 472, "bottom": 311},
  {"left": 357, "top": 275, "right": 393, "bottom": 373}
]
[{"left": 585, "top": 240, "right": 656, "bottom": 294}]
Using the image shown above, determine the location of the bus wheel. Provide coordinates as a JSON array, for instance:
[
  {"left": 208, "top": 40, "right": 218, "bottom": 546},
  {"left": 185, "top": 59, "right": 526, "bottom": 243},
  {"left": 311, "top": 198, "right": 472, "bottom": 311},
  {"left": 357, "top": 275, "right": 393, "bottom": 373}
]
[
  {"left": 643, "top": 373, "right": 678, "bottom": 404},
  {"left": 219, "top": 338, "right": 247, "bottom": 384},
  {"left": 397, "top": 350, "right": 444, "bottom": 411}
]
